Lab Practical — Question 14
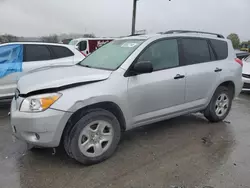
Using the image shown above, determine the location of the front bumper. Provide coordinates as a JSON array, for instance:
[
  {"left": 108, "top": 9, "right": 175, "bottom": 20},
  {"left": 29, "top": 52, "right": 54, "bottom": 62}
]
[{"left": 10, "top": 98, "right": 72, "bottom": 147}]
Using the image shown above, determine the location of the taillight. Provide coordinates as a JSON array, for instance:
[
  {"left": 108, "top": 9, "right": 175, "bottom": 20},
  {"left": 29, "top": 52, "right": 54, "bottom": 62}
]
[{"left": 235, "top": 58, "right": 243, "bottom": 66}]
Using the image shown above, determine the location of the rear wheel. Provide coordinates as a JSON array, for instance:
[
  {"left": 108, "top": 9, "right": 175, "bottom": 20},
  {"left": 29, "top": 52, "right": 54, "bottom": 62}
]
[
  {"left": 64, "top": 109, "right": 121, "bottom": 165},
  {"left": 204, "top": 86, "right": 233, "bottom": 122}
]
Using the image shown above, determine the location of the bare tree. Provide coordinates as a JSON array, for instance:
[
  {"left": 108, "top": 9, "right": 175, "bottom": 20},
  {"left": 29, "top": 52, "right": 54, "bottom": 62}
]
[
  {"left": 83, "top": 33, "right": 95, "bottom": 38},
  {"left": 0, "top": 34, "right": 18, "bottom": 43},
  {"left": 41, "top": 34, "right": 59, "bottom": 43}
]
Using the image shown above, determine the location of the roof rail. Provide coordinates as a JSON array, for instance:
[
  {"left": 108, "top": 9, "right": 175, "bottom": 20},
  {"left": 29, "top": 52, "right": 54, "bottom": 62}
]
[
  {"left": 163, "top": 30, "right": 225, "bottom": 39},
  {"left": 129, "top": 33, "right": 144, "bottom": 36}
]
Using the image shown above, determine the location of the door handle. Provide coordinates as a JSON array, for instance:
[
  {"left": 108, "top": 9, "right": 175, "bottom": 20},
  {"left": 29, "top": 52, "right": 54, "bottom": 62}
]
[
  {"left": 214, "top": 68, "right": 222, "bottom": 72},
  {"left": 174, "top": 74, "right": 185, "bottom": 79}
]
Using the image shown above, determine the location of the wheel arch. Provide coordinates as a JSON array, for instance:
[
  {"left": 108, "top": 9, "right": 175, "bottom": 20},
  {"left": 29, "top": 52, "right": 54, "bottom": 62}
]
[
  {"left": 218, "top": 80, "right": 235, "bottom": 98},
  {"left": 61, "top": 101, "right": 127, "bottom": 146}
]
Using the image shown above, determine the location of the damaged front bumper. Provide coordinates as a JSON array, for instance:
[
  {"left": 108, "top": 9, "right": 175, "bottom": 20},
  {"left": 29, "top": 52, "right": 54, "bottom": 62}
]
[{"left": 10, "top": 98, "right": 72, "bottom": 147}]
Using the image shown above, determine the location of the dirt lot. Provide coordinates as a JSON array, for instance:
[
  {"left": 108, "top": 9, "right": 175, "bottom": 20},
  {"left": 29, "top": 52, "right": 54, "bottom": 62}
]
[{"left": 1, "top": 94, "right": 250, "bottom": 188}]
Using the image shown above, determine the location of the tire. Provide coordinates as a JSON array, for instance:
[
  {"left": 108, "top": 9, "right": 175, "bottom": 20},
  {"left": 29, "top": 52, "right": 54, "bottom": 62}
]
[
  {"left": 64, "top": 109, "right": 121, "bottom": 165},
  {"left": 204, "top": 86, "right": 233, "bottom": 122}
]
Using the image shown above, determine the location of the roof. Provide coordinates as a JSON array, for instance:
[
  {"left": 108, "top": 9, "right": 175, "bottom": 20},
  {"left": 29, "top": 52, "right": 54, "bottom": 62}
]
[
  {"left": 120, "top": 34, "right": 160, "bottom": 40},
  {"left": 71, "top": 38, "right": 114, "bottom": 41},
  {"left": 0, "top": 42, "right": 77, "bottom": 53},
  {"left": 119, "top": 32, "right": 227, "bottom": 42},
  {"left": 0, "top": 42, "right": 72, "bottom": 48},
  {"left": 164, "top": 30, "right": 224, "bottom": 38}
]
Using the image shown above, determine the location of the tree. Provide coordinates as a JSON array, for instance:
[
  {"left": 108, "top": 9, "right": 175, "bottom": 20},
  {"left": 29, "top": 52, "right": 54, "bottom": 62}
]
[
  {"left": 41, "top": 34, "right": 59, "bottom": 43},
  {"left": 83, "top": 33, "right": 95, "bottom": 38},
  {"left": 0, "top": 34, "right": 18, "bottom": 43},
  {"left": 227, "top": 33, "right": 240, "bottom": 49}
]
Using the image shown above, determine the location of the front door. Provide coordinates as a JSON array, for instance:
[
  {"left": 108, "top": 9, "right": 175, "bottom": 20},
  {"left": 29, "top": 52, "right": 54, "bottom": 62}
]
[{"left": 127, "top": 39, "right": 186, "bottom": 125}]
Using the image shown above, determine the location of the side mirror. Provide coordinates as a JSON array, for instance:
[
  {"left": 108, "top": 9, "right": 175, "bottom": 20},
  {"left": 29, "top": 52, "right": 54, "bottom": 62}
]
[
  {"left": 76, "top": 44, "right": 80, "bottom": 50},
  {"left": 133, "top": 61, "right": 153, "bottom": 74}
]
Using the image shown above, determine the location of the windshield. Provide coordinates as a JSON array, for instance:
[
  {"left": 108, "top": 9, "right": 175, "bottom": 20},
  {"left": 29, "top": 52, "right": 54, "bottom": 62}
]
[
  {"left": 69, "top": 39, "right": 79, "bottom": 45},
  {"left": 79, "top": 39, "right": 145, "bottom": 70},
  {"left": 241, "top": 44, "right": 247, "bottom": 48}
]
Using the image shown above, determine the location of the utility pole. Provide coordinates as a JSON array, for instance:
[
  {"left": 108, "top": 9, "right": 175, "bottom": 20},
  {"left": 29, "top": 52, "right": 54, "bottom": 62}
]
[
  {"left": 131, "top": 0, "right": 172, "bottom": 36},
  {"left": 131, "top": 0, "right": 137, "bottom": 36}
]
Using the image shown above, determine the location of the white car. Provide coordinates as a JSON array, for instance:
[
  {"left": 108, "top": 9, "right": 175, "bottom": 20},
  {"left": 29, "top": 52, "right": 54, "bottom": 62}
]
[
  {"left": 0, "top": 42, "right": 84, "bottom": 99},
  {"left": 242, "top": 55, "right": 250, "bottom": 91}
]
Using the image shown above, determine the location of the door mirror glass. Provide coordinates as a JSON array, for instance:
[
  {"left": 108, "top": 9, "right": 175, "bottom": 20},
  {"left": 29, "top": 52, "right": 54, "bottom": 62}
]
[{"left": 133, "top": 61, "right": 153, "bottom": 74}]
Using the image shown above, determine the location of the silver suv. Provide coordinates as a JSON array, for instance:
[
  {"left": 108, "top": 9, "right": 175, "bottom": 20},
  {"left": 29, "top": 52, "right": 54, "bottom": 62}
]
[{"left": 10, "top": 30, "right": 243, "bottom": 165}]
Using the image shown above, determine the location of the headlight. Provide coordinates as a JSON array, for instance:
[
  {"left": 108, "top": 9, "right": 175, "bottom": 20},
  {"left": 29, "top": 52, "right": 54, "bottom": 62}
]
[{"left": 20, "top": 93, "right": 62, "bottom": 112}]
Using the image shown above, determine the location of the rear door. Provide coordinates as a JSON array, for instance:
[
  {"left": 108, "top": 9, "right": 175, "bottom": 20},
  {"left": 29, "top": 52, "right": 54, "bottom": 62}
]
[{"left": 181, "top": 38, "right": 220, "bottom": 105}]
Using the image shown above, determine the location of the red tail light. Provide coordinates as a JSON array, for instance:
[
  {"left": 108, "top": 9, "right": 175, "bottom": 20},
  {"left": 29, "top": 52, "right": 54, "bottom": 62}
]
[{"left": 235, "top": 58, "right": 243, "bottom": 67}]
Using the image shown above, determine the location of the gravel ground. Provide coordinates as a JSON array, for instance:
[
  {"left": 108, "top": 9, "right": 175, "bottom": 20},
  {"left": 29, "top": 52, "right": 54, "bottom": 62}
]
[{"left": 0, "top": 94, "right": 250, "bottom": 188}]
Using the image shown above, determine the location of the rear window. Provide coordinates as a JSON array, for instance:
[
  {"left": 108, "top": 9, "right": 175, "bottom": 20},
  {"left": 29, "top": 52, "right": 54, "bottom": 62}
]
[
  {"left": 182, "top": 38, "right": 211, "bottom": 65},
  {"left": 210, "top": 39, "right": 228, "bottom": 60},
  {"left": 24, "top": 44, "right": 51, "bottom": 62},
  {"left": 50, "top": 45, "right": 74, "bottom": 58}
]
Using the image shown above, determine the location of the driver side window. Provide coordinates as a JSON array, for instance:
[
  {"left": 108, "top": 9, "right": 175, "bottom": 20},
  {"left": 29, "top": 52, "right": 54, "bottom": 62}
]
[
  {"left": 78, "top": 41, "right": 87, "bottom": 51},
  {"left": 138, "top": 39, "right": 179, "bottom": 71}
]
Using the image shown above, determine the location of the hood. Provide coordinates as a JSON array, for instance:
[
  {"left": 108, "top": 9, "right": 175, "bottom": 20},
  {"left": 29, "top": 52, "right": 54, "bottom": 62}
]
[
  {"left": 243, "top": 60, "right": 250, "bottom": 74},
  {"left": 18, "top": 65, "right": 112, "bottom": 94},
  {"left": 26, "top": 64, "right": 74, "bottom": 74}
]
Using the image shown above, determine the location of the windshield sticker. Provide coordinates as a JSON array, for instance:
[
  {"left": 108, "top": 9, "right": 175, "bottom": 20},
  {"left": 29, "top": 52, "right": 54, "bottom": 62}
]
[{"left": 121, "top": 42, "right": 139, "bottom": 48}]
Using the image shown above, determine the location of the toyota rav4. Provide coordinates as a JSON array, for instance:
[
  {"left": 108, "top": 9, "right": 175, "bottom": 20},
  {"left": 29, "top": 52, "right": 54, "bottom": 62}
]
[{"left": 10, "top": 30, "right": 243, "bottom": 165}]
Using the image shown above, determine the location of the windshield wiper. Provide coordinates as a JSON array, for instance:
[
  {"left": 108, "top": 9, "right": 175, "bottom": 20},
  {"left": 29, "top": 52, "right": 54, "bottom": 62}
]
[
  {"left": 78, "top": 64, "right": 92, "bottom": 68},
  {"left": 78, "top": 64, "right": 114, "bottom": 71}
]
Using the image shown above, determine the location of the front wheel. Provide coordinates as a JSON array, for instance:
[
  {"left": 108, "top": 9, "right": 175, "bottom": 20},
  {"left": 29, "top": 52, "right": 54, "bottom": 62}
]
[
  {"left": 204, "top": 86, "right": 233, "bottom": 122},
  {"left": 64, "top": 109, "right": 121, "bottom": 165}
]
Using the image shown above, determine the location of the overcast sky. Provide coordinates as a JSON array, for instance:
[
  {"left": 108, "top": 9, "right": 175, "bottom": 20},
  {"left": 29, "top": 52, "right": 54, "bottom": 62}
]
[{"left": 0, "top": 0, "right": 249, "bottom": 40}]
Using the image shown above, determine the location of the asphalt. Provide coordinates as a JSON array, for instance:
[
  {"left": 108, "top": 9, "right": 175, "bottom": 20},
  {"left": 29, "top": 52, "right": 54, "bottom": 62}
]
[{"left": 0, "top": 94, "right": 250, "bottom": 188}]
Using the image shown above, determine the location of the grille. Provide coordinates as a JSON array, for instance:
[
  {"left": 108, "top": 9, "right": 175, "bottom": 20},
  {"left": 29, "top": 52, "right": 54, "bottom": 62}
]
[{"left": 243, "top": 83, "right": 250, "bottom": 89}]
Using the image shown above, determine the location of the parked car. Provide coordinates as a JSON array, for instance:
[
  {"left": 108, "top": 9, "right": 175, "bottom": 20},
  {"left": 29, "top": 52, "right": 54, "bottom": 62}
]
[
  {"left": 235, "top": 49, "right": 250, "bottom": 60},
  {"left": 242, "top": 55, "right": 250, "bottom": 91},
  {"left": 69, "top": 38, "right": 113, "bottom": 56},
  {"left": 240, "top": 42, "right": 250, "bottom": 52},
  {"left": 0, "top": 42, "right": 84, "bottom": 99},
  {"left": 10, "top": 30, "right": 242, "bottom": 165}
]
